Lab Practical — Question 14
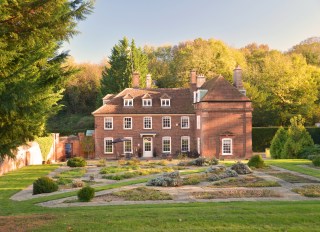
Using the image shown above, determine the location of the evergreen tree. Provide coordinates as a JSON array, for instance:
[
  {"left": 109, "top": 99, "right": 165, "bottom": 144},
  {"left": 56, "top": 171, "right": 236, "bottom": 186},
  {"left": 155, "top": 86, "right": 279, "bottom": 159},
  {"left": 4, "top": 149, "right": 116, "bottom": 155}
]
[
  {"left": 270, "top": 127, "right": 288, "bottom": 159},
  {"left": 100, "top": 37, "right": 149, "bottom": 99},
  {"left": 282, "top": 115, "right": 314, "bottom": 158},
  {"left": 0, "top": 0, "right": 93, "bottom": 158}
]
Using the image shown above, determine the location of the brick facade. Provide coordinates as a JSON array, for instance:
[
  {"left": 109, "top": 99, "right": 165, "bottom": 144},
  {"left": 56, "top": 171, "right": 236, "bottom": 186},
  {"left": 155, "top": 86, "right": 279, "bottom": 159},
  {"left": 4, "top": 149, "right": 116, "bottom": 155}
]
[{"left": 93, "top": 67, "right": 253, "bottom": 159}]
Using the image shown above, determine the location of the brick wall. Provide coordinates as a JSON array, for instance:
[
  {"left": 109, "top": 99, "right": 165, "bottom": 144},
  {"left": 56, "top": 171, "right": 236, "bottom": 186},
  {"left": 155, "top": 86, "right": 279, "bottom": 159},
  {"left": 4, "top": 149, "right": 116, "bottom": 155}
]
[{"left": 94, "top": 114, "right": 196, "bottom": 159}]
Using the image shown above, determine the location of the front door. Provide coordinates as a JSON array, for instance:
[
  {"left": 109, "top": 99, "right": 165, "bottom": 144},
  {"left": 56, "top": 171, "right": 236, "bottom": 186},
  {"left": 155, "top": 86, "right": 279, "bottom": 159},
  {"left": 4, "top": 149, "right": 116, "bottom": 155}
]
[{"left": 143, "top": 137, "right": 153, "bottom": 157}]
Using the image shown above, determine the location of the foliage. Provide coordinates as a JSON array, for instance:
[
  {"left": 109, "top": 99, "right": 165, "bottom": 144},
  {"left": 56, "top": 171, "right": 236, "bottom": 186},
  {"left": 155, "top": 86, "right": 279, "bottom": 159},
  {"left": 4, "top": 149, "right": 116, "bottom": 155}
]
[
  {"left": 33, "top": 176, "right": 58, "bottom": 195},
  {"left": 67, "top": 157, "right": 87, "bottom": 167},
  {"left": 282, "top": 116, "right": 314, "bottom": 159},
  {"left": 207, "top": 169, "right": 238, "bottom": 181},
  {"left": 36, "top": 136, "right": 54, "bottom": 161},
  {"left": 292, "top": 185, "right": 320, "bottom": 198},
  {"left": 147, "top": 171, "right": 182, "bottom": 187},
  {"left": 212, "top": 175, "right": 280, "bottom": 188},
  {"left": 111, "top": 187, "right": 172, "bottom": 201},
  {"left": 100, "top": 37, "right": 149, "bottom": 98},
  {"left": 77, "top": 186, "right": 95, "bottom": 202},
  {"left": 179, "top": 157, "right": 219, "bottom": 166},
  {"left": 312, "top": 156, "right": 320, "bottom": 167},
  {"left": 182, "top": 174, "right": 204, "bottom": 185},
  {"left": 289, "top": 37, "right": 320, "bottom": 66},
  {"left": 47, "top": 114, "right": 94, "bottom": 135},
  {"left": 298, "top": 145, "right": 320, "bottom": 159},
  {"left": 267, "top": 172, "right": 318, "bottom": 183},
  {"left": 72, "top": 179, "right": 84, "bottom": 188},
  {"left": 193, "top": 189, "right": 280, "bottom": 199},
  {"left": 252, "top": 127, "right": 320, "bottom": 152},
  {"left": 270, "top": 127, "right": 288, "bottom": 159},
  {"left": 0, "top": 0, "right": 93, "bottom": 159},
  {"left": 80, "top": 136, "right": 95, "bottom": 158},
  {"left": 247, "top": 155, "right": 265, "bottom": 168},
  {"left": 230, "top": 162, "right": 252, "bottom": 174},
  {"left": 103, "top": 167, "right": 174, "bottom": 180}
]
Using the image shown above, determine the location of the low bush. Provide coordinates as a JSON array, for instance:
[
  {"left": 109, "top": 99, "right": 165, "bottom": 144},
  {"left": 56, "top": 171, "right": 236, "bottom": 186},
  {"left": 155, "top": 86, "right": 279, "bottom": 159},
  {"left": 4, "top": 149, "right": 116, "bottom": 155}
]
[
  {"left": 72, "top": 179, "right": 84, "bottom": 188},
  {"left": 230, "top": 162, "right": 252, "bottom": 174},
  {"left": 247, "top": 155, "right": 265, "bottom": 168},
  {"left": 182, "top": 174, "right": 204, "bottom": 185},
  {"left": 298, "top": 145, "right": 320, "bottom": 159},
  {"left": 33, "top": 176, "right": 58, "bottom": 195},
  {"left": 112, "top": 187, "right": 172, "bottom": 201},
  {"left": 312, "top": 156, "right": 320, "bottom": 167},
  {"left": 77, "top": 186, "right": 95, "bottom": 202},
  {"left": 67, "top": 157, "right": 86, "bottom": 167},
  {"left": 207, "top": 169, "right": 238, "bottom": 182},
  {"left": 147, "top": 171, "right": 182, "bottom": 187},
  {"left": 178, "top": 157, "right": 219, "bottom": 166}
]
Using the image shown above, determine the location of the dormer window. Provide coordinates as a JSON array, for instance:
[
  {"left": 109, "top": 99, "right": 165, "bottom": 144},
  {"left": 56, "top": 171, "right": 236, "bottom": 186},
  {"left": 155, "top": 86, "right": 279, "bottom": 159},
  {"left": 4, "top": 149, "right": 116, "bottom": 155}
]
[
  {"left": 124, "top": 99, "right": 133, "bottom": 106},
  {"left": 161, "top": 99, "right": 170, "bottom": 106},
  {"left": 142, "top": 99, "right": 152, "bottom": 106}
]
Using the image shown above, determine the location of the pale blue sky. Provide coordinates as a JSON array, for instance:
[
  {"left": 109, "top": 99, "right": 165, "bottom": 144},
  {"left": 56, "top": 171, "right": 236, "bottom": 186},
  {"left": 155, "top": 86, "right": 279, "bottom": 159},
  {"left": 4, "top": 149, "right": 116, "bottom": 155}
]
[{"left": 62, "top": 0, "right": 320, "bottom": 63}]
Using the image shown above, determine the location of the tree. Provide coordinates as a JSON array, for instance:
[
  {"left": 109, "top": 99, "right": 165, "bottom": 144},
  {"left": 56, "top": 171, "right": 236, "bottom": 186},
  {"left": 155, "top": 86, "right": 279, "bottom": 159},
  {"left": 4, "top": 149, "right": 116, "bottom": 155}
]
[
  {"left": 100, "top": 37, "right": 149, "bottom": 98},
  {"left": 244, "top": 51, "right": 319, "bottom": 126},
  {"left": 0, "top": 0, "right": 93, "bottom": 158},
  {"left": 270, "top": 127, "right": 288, "bottom": 159},
  {"left": 289, "top": 37, "right": 320, "bottom": 67},
  {"left": 282, "top": 115, "right": 314, "bottom": 158}
]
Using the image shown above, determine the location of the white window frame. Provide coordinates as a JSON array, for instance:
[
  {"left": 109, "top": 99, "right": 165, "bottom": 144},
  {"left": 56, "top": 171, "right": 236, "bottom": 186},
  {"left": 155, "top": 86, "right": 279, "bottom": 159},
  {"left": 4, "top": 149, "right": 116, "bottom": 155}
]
[
  {"left": 197, "top": 137, "right": 201, "bottom": 154},
  {"left": 193, "top": 91, "right": 197, "bottom": 103},
  {"left": 123, "top": 137, "right": 133, "bottom": 154},
  {"left": 123, "top": 117, "right": 132, "bottom": 130},
  {"left": 181, "top": 116, "right": 190, "bottom": 129},
  {"left": 104, "top": 137, "right": 113, "bottom": 154},
  {"left": 162, "top": 137, "right": 171, "bottom": 153},
  {"left": 181, "top": 136, "right": 190, "bottom": 152},
  {"left": 162, "top": 116, "right": 171, "bottom": 129},
  {"left": 161, "top": 99, "right": 170, "bottom": 107},
  {"left": 222, "top": 138, "right": 232, "bottom": 156},
  {"left": 124, "top": 99, "right": 133, "bottom": 107},
  {"left": 197, "top": 115, "right": 201, "bottom": 129},
  {"left": 143, "top": 117, "right": 152, "bottom": 129},
  {"left": 104, "top": 117, "right": 113, "bottom": 130},
  {"left": 142, "top": 99, "right": 152, "bottom": 107}
]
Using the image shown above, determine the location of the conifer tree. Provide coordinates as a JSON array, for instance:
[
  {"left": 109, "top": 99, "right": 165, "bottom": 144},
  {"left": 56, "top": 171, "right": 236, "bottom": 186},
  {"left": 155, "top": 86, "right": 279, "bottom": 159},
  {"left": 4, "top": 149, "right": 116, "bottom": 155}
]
[
  {"left": 270, "top": 127, "right": 288, "bottom": 159},
  {"left": 100, "top": 37, "right": 149, "bottom": 98},
  {"left": 0, "top": 0, "right": 93, "bottom": 158}
]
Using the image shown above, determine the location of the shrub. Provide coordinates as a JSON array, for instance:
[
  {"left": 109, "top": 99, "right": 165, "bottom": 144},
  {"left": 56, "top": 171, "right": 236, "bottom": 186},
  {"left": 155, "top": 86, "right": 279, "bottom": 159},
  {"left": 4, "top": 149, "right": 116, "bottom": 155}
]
[
  {"left": 147, "top": 171, "right": 182, "bottom": 187},
  {"left": 270, "top": 127, "right": 287, "bottom": 159},
  {"left": 247, "top": 155, "right": 265, "bottom": 168},
  {"left": 299, "top": 145, "right": 320, "bottom": 159},
  {"left": 33, "top": 176, "right": 58, "bottom": 195},
  {"left": 77, "top": 186, "right": 95, "bottom": 202},
  {"left": 282, "top": 115, "right": 314, "bottom": 159},
  {"left": 312, "top": 156, "right": 320, "bottom": 167},
  {"left": 67, "top": 157, "right": 86, "bottom": 167},
  {"left": 230, "top": 162, "right": 252, "bottom": 174},
  {"left": 72, "top": 179, "right": 84, "bottom": 188}
]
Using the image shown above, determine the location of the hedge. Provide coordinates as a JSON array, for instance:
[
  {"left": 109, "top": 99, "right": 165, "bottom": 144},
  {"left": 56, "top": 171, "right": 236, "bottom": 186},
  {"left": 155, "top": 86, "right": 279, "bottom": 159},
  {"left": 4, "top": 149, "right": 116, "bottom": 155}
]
[{"left": 252, "top": 127, "right": 320, "bottom": 152}]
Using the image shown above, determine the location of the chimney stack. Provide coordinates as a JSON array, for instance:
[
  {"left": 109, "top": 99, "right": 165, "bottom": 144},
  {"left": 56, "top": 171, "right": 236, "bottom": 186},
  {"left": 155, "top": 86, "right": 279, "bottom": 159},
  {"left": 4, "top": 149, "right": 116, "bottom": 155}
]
[
  {"left": 132, "top": 72, "right": 140, "bottom": 88},
  {"left": 233, "top": 65, "right": 246, "bottom": 95},
  {"left": 146, "top": 74, "right": 152, "bottom": 88},
  {"left": 190, "top": 70, "right": 197, "bottom": 91},
  {"left": 196, "top": 74, "right": 206, "bottom": 88}
]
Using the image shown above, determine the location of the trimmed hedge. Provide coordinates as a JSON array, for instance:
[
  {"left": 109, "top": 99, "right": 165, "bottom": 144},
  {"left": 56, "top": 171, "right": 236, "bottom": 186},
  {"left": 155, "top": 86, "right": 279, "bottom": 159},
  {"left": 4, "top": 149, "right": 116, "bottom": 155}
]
[
  {"left": 33, "top": 176, "right": 58, "bottom": 195},
  {"left": 67, "top": 157, "right": 86, "bottom": 167},
  {"left": 252, "top": 127, "right": 320, "bottom": 152}
]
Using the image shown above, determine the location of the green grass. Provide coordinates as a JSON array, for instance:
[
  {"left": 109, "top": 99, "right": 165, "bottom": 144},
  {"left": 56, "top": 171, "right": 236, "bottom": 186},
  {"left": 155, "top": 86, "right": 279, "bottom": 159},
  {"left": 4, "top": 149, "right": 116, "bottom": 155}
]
[
  {"left": 55, "top": 168, "right": 86, "bottom": 179},
  {"left": 266, "top": 159, "right": 320, "bottom": 178},
  {"left": 1, "top": 162, "right": 320, "bottom": 231},
  {"left": 267, "top": 172, "right": 319, "bottom": 183}
]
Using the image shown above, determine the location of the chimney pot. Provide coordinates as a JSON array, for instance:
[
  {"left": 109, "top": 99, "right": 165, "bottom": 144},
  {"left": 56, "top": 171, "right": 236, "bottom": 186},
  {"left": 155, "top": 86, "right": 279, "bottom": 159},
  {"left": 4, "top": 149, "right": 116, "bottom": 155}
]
[
  {"left": 132, "top": 72, "right": 140, "bottom": 88},
  {"left": 146, "top": 74, "right": 152, "bottom": 88},
  {"left": 196, "top": 74, "right": 206, "bottom": 88}
]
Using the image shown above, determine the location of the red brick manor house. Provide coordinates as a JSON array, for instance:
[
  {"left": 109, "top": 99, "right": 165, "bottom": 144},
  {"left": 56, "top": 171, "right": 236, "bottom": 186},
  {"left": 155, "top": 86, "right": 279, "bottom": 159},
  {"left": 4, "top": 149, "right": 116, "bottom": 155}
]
[{"left": 92, "top": 67, "right": 253, "bottom": 159}]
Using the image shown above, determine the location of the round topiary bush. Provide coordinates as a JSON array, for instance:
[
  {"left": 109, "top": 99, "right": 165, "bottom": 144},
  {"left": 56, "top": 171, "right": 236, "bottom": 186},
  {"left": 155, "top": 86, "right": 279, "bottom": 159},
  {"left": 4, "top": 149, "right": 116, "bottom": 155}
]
[
  {"left": 67, "top": 157, "right": 86, "bottom": 167},
  {"left": 33, "top": 176, "right": 58, "bottom": 195},
  {"left": 77, "top": 186, "right": 95, "bottom": 202},
  {"left": 312, "top": 156, "right": 320, "bottom": 167},
  {"left": 247, "top": 155, "right": 265, "bottom": 168}
]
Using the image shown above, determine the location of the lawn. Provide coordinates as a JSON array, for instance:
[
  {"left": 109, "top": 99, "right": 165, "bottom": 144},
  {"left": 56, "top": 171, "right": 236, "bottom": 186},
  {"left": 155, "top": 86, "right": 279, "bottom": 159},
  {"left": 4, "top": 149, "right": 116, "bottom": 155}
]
[{"left": 1, "top": 162, "right": 320, "bottom": 231}]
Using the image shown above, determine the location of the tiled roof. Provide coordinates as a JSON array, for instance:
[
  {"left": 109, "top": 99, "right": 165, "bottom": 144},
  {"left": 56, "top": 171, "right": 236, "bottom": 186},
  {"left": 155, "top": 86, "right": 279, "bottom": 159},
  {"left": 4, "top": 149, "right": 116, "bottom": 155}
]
[
  {"left": 200, "top": 75, "right": 250, "bottom": 102},
  {"left": 93, "top": 88, "right": 194, "bottom": 115}
]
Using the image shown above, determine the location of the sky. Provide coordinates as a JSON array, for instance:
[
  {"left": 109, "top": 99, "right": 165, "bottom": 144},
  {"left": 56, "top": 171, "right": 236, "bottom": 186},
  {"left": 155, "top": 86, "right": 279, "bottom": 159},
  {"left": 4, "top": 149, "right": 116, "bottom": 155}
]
[{"left": 62, "top": 0, "right": 320, "bottom": 64}]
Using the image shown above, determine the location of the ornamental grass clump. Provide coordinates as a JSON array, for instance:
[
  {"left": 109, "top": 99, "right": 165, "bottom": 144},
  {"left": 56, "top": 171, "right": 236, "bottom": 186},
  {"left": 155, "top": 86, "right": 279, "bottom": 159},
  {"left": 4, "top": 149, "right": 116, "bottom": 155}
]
[
  {"left": 67, "top": 157, "right": 86, "bottom": 167},
  {"left": 77, "top": 186, "right": 95, "bottom": 202},
  {"left": 33, "top": 176, "right": 58, "bottom": 195},
  {"left": 247, "top": 155, "right": 265, "bottom": 168}
]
